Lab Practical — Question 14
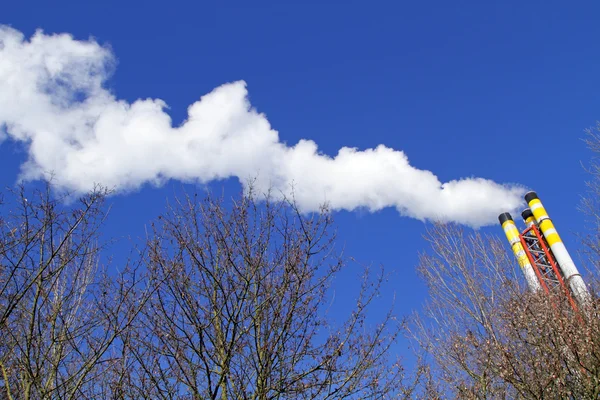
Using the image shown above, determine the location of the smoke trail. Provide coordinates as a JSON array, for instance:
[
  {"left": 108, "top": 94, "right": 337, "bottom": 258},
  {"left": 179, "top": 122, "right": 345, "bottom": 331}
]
[{"left": 0, "top": 26, "right": 525, "bottom": 227}]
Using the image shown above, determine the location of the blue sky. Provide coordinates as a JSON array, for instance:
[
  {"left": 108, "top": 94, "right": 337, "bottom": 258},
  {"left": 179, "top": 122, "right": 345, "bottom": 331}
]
[{"left": 2, "top": 0, "right": 600, "bottom": 366}]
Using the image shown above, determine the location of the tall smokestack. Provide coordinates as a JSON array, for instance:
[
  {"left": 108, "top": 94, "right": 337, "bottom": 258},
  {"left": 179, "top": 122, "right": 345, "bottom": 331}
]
[
  {"left": 521, "top": 208, "right": 537, "bottom": 228},
  {"left": 499, "top": 212, "right": 542, "bottom": 292},
  {"left": 524, "top": 191, "right": 589, "bottom": 303}
]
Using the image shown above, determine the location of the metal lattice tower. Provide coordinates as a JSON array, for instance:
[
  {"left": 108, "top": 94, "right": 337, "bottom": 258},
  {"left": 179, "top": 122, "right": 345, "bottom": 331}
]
[{"left": 521, "top": 225, "right": 563, "bottom": 291}]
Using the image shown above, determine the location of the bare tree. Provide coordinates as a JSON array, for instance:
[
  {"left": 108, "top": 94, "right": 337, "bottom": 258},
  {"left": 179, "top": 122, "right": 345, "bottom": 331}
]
[
  {"left": 579, "top": 122, "right": 600, "bottom": 278},
  {"left": 0, "top": 184, "right": 149, "bottom": 399},
  {"left": 123, "top": 189, "right": 410, "bottom": 399},
  {"left": 411, "top": 223, "right": 600, "bottom": 399}
]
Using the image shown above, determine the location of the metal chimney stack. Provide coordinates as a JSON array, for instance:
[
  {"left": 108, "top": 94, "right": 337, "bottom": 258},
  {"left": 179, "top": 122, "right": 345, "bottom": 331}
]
[
  {"left": 521, "top": 208, "right": 537, "bottom": 228},
  {"left": 499, "top": 212, "right": 542, "bottom": 292},
  {"left": 524, "top": 191, "right": 589, "bottom": 304}
]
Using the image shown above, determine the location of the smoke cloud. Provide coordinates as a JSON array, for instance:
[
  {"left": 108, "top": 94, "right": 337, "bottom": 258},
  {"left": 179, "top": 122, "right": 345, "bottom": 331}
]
[{"left": 0, "top": 26, "right": 525, "bottom": 227}]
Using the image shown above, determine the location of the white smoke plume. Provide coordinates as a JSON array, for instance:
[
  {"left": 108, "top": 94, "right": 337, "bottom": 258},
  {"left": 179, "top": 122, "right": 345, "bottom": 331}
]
[{"left": 0, "top": 26, "right": 525, "bottom": 227}]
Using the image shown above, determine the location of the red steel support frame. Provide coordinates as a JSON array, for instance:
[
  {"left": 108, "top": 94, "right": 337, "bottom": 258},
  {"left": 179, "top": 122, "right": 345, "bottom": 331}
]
[{"left": 519, "top": 224, "right": 578, "bottom": 312}]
